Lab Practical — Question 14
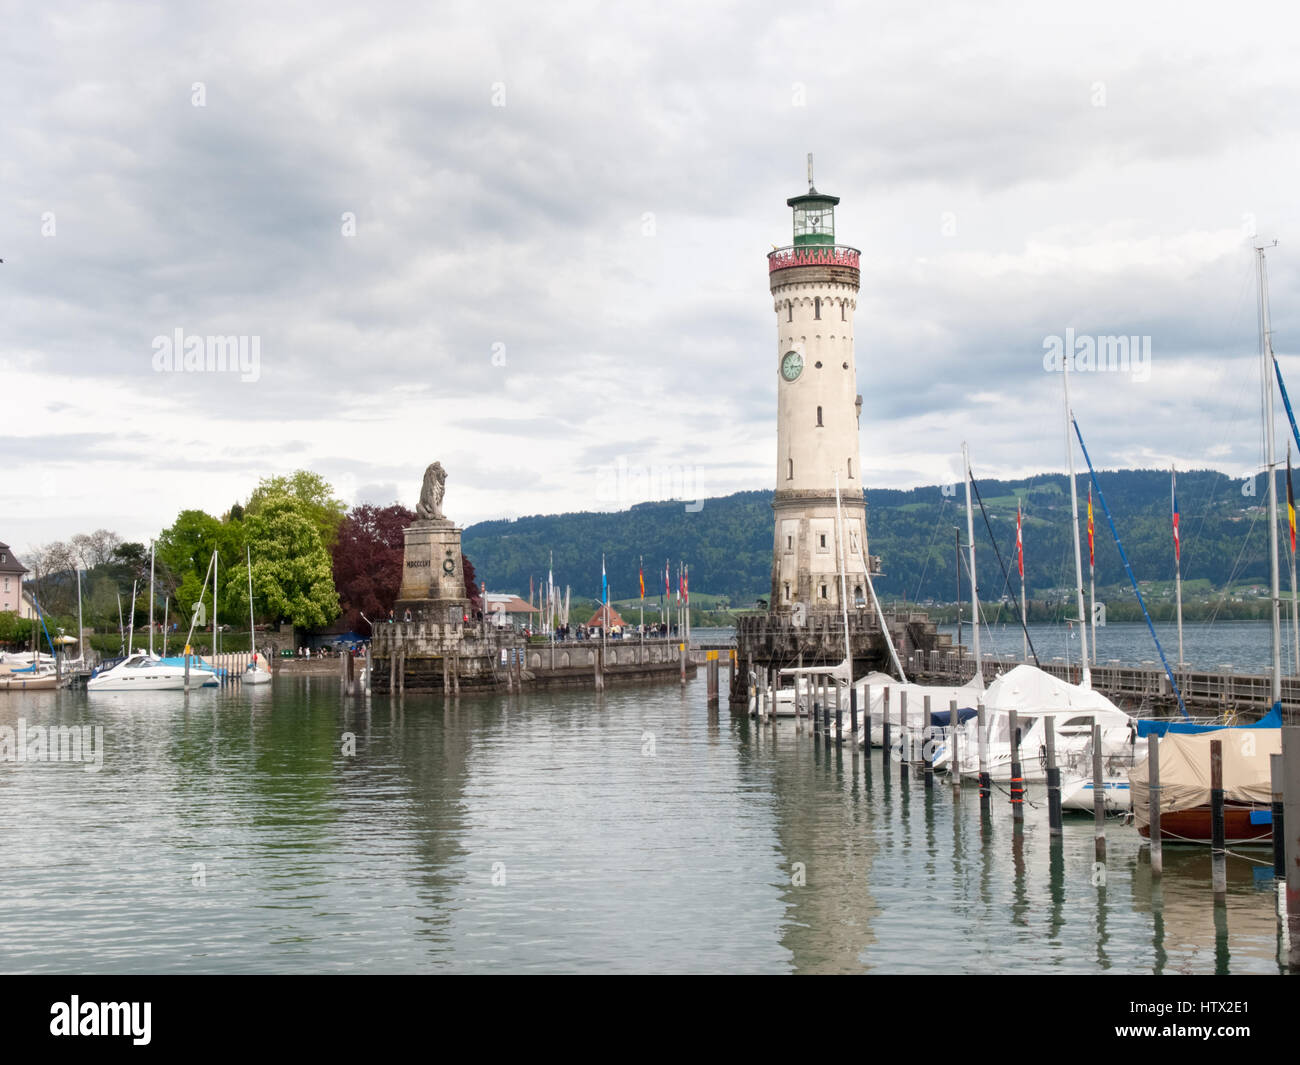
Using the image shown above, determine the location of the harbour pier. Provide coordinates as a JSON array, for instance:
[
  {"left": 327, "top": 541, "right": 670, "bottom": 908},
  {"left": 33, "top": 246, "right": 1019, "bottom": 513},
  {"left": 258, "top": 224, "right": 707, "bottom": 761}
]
[
  {"left": 726, "top": 610, "right": 949, "bottom": 708},
  {"left": 369, "top": 625, "right": 692, "bottom": 695},
  {"left": 911, "top": 647, "right": 1300, "bottom": 723}
]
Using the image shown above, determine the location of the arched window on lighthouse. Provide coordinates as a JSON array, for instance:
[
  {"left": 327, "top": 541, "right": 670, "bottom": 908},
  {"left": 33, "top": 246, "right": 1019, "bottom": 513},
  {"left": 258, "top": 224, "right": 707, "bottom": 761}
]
[
  {"left": 816, "top": 406, "right": 823, "bottom": 427},
  {"left": 848, "top": 458, "right": 853, "bottom": 478},
  {"left": 787, "top": 302, "right": 793, "bottom": 322},
  {"left": 814, "top": 297, "right": 821, "bottom": 319},
  {"left": 841, "top": 301, "right": 846, "bottom": 321},
  {"left": 787, "top": 458, "right": 793, "bottom": 480}
]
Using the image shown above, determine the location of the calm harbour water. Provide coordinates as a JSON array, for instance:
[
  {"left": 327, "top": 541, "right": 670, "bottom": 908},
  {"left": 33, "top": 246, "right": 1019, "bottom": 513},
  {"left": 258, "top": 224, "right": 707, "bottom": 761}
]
[{"left": 0, "top": 665, "right": 1289, "bottom": 975}]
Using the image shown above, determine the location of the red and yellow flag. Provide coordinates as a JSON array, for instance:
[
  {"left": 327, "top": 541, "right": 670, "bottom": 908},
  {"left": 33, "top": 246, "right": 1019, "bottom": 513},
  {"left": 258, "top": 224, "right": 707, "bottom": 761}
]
[
  {"left": 639, "top": 559, "right": 645, "bottom": 600},
  {"left": 1087, "top": 487, "right": 1095, "bottom": 569},
  {"left": 1288, "top": 451, "right": 1296, "bottom": 555}
]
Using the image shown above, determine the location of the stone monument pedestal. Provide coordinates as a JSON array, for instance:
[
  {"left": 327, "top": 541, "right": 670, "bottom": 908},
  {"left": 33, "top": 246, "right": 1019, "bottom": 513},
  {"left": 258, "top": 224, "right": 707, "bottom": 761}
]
[{"left": 395, "top": 518, "right": 470, "bottom": 624}]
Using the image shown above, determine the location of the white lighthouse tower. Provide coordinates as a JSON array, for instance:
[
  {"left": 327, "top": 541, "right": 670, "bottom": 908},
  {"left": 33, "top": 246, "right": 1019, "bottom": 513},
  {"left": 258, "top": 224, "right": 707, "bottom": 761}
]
[{"left": 768, "top": 157, "right": 872, "bottom": 614}]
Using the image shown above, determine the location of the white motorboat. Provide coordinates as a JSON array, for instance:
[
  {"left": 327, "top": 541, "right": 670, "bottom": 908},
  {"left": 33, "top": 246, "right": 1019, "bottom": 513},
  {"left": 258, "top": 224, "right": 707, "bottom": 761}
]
[{"left": 87, "top": 653, "right": 205, "bottom": 692}]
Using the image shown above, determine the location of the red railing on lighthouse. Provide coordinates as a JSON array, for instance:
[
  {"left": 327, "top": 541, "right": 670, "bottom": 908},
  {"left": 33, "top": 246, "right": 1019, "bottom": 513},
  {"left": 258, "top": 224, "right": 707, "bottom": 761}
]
[{"left": 768, "top": 244, "right": 861, "bottom": 273}]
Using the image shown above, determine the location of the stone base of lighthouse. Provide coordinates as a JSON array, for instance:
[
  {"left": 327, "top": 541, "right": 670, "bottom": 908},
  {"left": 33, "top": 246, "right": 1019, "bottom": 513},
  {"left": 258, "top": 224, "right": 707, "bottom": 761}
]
[{"left": 769, "top": 492, "right": 875, "bottom": 614}]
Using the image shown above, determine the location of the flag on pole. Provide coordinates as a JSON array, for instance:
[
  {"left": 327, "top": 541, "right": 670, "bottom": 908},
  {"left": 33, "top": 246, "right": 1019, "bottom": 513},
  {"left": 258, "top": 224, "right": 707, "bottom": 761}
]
[
  {"left": 683, "top": 565, "right": 689, "bottom": 604},
  {"left": 1172, "top": 471, "right": 1181, "bottom": 563},
  {"left": 1016, "top": 502, "right": 1024, "bottom": 579},
  {"left": 1289, "top": 446, "right": 1297, "bottom": 555},
  {"left": 639, "top": 559, "right": 645, "bottom": 601},
  {"left": 677, "top": 563, "right": 682, "bottom": 603},
  {"left": 601, "top": 555, "right": 607, "bottom": 605},
  {"left": 1087, "top": 486, "right": 1095, "bottom": 569}
]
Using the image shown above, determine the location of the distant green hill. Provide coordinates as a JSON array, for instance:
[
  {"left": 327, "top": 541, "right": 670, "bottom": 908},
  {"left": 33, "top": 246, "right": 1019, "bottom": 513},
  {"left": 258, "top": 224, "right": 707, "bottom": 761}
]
[{"left": 462, "top": 468, "right": 1283, "bottom": 606}]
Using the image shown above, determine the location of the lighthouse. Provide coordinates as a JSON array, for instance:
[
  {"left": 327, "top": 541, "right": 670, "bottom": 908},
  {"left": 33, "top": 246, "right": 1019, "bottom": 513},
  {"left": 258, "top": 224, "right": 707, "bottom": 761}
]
[{"left": 768, "top": 158, "right": 871, "bottom": 614}]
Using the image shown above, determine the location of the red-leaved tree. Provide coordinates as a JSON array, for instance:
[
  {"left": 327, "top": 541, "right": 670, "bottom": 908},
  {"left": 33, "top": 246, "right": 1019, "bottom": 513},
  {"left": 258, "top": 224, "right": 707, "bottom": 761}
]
[
  {"left": 463, "top": 554, "right": 482, "bottom": 612},
  {"left": 332, "top": 504, "right": 414, "bottom": 632}
]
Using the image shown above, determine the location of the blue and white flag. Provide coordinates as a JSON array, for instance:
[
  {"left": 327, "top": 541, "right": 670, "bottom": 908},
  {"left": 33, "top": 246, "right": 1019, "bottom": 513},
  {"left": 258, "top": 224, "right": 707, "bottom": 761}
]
[{"left": 601, "top": 555, "right": 607, "bottom": 605}]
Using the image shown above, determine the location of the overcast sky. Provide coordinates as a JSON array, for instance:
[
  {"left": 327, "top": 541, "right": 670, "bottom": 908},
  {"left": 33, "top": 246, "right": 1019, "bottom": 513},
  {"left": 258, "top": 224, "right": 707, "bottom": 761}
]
[{"left": 4, "top": 0, "right": 1300, "bottom": 558}]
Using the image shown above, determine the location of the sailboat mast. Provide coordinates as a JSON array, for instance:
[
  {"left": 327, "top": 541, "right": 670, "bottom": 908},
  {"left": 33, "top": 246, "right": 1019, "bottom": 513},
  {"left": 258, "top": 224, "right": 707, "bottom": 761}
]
[
  {"left": 1289, "top": 442, "right": 1299, "bottom": 676},
  {"left": 148, "top": 540, "right": 155, "bottom": 657},
  {"left": 834, "top": 472, "right": 852, "bottom": 682},
  {"left": 954, "top": 527, "right": 962, "bottom": 652},
  {"left": 1258, "top": 244, "right": 1283, "bottom": 702},
  {"left": 76, "top": 563, "right": 84, "bottom": 662},
  {"left": 961, "top": 443, "right": 982, "bottom": 686},
  {"left": 1173, "top": 465, "right": 1184, "bottom": 669},
  {"left": 1063, "top": 358, "right": 1092, "bottom": 688},
  {"left": 247, "top": 544, "right": 256, "bottom": 660}
]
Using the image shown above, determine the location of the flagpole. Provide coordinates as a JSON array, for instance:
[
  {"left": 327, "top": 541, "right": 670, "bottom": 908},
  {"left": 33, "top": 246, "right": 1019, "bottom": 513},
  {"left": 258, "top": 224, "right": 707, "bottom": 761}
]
[
  {"left": 1288, "top": 443, "right": 1299, "bottom": 675},
  {"left": 1018, "top": 499, "right": 1027, "bottom": 662},
  {"left": 1173, "top": 465, "right": 1184, "bottom": 670},
  {"left": 1088, "top": 486, "right": 1096, "bottom": 666},
  {"left": 684, "top": 563, "right": 690, "bottom": 644},
  {"left": 962, "top": 442, "right": 982, "bottom": 687}
]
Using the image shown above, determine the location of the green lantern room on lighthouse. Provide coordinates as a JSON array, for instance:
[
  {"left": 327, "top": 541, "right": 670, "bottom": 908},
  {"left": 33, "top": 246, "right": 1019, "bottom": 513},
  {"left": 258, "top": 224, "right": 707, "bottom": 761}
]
[
  {"left": 787, "top": 190, "right": 838, "bottom": 247},
  {"left": 788, "top": 157, "right": 838, "bottom": 247}
]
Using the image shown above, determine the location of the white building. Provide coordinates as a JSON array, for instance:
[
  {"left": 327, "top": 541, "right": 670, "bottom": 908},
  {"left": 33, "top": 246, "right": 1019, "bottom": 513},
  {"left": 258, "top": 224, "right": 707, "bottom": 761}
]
[{"left": 767, "top": 167, "right": 875, "bottom": 614}]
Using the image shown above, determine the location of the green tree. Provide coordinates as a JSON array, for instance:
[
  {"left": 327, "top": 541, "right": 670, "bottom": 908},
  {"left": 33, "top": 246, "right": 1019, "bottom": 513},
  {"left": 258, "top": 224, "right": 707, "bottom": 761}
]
[
  {"left": 156, "top": 510, "right": 246, "bottom": 624},
  {"left": 246, "top": 470, "right": 346, "bottom": 550},
  {"left": 243, "top": 496, "right": 340, "bottom": 629}
]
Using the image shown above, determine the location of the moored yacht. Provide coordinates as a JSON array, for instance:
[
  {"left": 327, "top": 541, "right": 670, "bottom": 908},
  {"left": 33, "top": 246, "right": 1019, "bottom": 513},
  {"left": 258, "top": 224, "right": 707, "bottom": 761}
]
[{"left": 86, "top": 653, "right": 210, "bottom": 692}]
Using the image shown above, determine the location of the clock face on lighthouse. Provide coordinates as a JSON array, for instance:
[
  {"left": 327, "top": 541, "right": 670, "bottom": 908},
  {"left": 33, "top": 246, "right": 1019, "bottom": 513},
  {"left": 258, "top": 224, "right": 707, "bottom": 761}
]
[{"left": 780, "top": 350, "right": 804, "bottom": 381}]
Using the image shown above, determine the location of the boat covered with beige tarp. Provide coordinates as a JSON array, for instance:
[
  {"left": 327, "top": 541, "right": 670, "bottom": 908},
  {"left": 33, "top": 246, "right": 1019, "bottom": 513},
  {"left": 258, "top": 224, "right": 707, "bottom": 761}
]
[{"left": 1129, "top": 728, "right": 1281, "bottom": 843}]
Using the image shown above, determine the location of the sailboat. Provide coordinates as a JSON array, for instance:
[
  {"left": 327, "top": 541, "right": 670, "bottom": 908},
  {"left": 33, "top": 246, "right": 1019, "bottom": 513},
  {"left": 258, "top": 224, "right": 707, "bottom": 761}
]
[
  {"left": 243, "top": 545, "right": 272, "bottom": 685},
  {"left": 1129, "top": 243, "right": 1288, "bottom": 843}
]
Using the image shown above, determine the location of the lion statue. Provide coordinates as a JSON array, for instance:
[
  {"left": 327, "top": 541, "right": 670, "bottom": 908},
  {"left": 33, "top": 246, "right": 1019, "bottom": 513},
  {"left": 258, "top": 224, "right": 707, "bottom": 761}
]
[{"left": 416, "top": 461, "right": 446, "bottom": 520}]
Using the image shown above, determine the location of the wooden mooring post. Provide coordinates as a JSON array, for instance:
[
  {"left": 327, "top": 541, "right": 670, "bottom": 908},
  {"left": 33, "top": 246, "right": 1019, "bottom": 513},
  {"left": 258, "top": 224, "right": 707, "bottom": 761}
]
[
  {"left": 922, "top": 695, "right": 933, "bottom": 789},
  {"left": 1009, "top": 709, "right": 1024, "bottom": 825},
  {"left": 849, "top": 684, "right": 858, "bottom": 749},
  {"left": 881, "top": 687, "right": 891, "bottom": 777},
  {"left": 949, "top": 698, "right": 960, "bottom": 792},
  {"left": 1149, "top": 734, "right": 1162, "bottom": 878},
  {"left": 1093, "top": 723, "right": 1106, "bottom": 861},
  {"left": 1211, "top": 737, "right": 1227, "bottom": 903},
  {"left": 1282, "top": 728, "right": 1300, "bottom": 966},
  {"left": 977, "top": 701, "right": 990, "bottom": 815},
  {"left": 900, "top": 689, "right": 909, "bottom": 773},
  {"left": 1045, "top": 716, "right": 1061, "bottom": 836},
  {"left": 706, "top": 653, "right": 719, "bottom": 706},
  {"left": 1272, "top": 753, "right": 1285, "bottom": 882},
  {"left": 822, "top": 678, "right": 830, "bottom": 738},
  {"left": 835, "top": 680, "right": 843, "bottom": 747}
]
